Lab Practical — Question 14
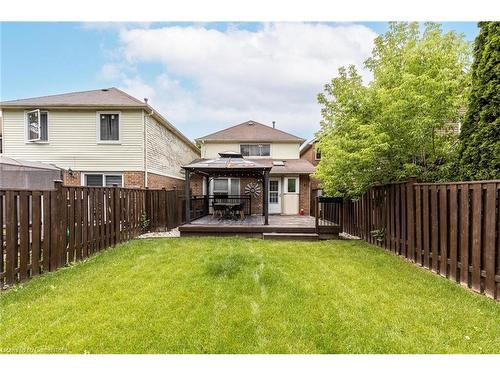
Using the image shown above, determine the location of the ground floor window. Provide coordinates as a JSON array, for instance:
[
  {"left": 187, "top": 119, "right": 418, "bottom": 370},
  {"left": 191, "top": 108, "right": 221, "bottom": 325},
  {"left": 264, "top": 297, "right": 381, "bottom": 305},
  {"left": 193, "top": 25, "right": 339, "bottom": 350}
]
[
  {"left": 84, "top": 173, "right": 123, "bottom": 187},
  {"left": 211, "top": 178, "right": 240, "bottom": 196}
]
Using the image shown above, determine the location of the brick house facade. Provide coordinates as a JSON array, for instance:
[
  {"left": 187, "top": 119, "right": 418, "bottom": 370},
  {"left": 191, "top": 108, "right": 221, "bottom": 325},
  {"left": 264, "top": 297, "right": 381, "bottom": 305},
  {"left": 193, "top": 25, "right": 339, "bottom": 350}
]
[{"left": 188, "top": 120, "right": 316, "bottom": 216}]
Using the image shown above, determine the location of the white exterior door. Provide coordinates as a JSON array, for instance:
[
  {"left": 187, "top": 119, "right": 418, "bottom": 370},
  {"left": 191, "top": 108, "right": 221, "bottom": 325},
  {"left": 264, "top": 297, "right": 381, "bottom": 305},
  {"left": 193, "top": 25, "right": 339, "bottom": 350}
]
[
  {"left": 282, "top": 176, "right": 299, "bottom": 215},
  {"left": 268, "top": 178, "right": 281, "bottom": 214}
]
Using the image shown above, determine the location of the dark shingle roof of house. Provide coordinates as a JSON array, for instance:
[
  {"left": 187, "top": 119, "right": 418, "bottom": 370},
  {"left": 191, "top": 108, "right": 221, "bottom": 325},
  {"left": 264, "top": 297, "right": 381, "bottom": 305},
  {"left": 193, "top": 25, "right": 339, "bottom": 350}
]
[
  {"left": 196, "top": 120, "right": 305, "bottom": 143},
  {"left": 249, "top": 159, "right": 315, "bottom": 174},
  {"left": 0, "top": 87, "right": 146, "bottom": 108}
]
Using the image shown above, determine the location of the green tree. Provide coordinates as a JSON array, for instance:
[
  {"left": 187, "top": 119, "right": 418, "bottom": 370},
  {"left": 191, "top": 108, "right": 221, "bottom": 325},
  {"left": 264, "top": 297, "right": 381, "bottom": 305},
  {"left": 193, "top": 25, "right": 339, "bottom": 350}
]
[
  {"left": 458, "top": 22, "right": 500, "bottom": 180},
  {"left": 316, "top": 22, "right": 471, "bottom": 197}
]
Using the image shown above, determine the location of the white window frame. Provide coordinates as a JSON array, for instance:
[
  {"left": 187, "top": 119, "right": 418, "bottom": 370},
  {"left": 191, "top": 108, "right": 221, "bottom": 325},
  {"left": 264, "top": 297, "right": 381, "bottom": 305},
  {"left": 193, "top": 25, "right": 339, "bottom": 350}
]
[
  {"left": 82, "top": 172, "right": 124, "bottom": 187},
  {"left": 210, "top": 177, "right": 240, "bottom": 195},
  {"left": 284, "top": 177, "right": 299, "bottom": 194},
  {"left": 96, "top": 111, "right": 121, "bottom": 144},
  {"left": 25, "top": 109, "right": 49, "bottom": 143},
  {"left": 239, "top": 143, "right": 271, "bottom": 158}
]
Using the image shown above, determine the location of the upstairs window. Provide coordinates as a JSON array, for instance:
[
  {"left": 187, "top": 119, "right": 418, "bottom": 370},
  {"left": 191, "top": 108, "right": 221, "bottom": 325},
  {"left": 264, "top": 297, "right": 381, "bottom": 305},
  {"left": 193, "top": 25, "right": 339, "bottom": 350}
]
[
  {"left": 26, "top": 110, "right": 48, "bottom": 142},
  {"left": 240, "top": 144, "right": 270, "bottom": 157},
  {"left": 98, "top": 112, "right": 120, "bottom": 142},
  {"left": 315, "top": 148, "right": 321, "bottom": 160}
]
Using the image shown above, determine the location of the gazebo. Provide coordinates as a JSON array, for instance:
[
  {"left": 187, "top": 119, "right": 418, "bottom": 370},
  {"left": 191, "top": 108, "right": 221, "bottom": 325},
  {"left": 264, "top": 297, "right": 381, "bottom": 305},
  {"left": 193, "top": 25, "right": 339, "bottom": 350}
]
[{"left": 182, "top": 152, "right": 272, "bottom": 225}]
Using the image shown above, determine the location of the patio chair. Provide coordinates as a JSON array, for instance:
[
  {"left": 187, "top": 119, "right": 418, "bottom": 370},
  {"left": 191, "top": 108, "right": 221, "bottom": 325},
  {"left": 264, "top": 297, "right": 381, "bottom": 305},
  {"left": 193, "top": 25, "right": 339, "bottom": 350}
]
[{"left": 231, "top": 203, "right": 245, "bottom": 220}]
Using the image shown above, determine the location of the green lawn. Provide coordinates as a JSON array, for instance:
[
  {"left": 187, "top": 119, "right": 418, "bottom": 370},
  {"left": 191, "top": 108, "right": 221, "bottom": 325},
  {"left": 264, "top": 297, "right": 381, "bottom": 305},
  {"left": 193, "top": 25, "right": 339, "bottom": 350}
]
[{"left": 1, "top": 238, "right": 499, "bottom": 354}]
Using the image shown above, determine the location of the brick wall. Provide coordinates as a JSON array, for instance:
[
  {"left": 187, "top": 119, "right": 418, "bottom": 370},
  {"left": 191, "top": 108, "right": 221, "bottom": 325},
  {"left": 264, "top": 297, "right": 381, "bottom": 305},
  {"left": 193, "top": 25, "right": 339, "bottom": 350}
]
[
  {"left": 190, "top": 174, "right": 204, "bottom": 196},
  {"left": 240, "top": 177, "right": 264, "bottom": 215},
  {"left": 301, "top": 143, "right": 320, "bottom": 166},
  {"left": 147, "top": 172, "right": 184, "bottom": 190},
  {"left": 300, "top": 142, "right": 321, "bottom": 196},
  {"left": 124, "top": 171, "right": 146, "bottom": 188},
  {"left": 299, "top": 174, "right": 311, "bottom": 215},
  {"left": 63, "top": 170, "right": 81, "bottom": 186}
]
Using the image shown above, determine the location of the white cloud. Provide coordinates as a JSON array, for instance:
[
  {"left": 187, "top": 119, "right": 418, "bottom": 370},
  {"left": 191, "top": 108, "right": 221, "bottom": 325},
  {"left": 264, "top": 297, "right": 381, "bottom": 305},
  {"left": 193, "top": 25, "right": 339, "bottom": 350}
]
[{"left": 105, "top": 23, "right": 377, "bottom": 139}]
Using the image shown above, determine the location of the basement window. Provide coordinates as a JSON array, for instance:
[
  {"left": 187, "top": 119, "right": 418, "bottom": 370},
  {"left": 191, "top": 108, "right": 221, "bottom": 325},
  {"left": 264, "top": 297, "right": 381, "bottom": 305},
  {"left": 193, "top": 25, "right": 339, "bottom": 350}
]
[
  {"left": 84, "top": 173, "right": 123, "bottom": 187},
  {"left": 26, "top": 110, "right": 49, "bottom": 142}
]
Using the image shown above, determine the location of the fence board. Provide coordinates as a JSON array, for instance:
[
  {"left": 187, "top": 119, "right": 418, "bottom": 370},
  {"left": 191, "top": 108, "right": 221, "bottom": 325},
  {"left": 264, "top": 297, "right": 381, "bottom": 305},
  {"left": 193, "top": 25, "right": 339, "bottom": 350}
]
[
  {"left": 471, "top": 184, "right": 482, "bottom": 292},
  {"left": 483, "top": 183, "right": 496, "bottom": 298},
  {"left": 439, "top": 186, "right": 448, "bottom": 277},
  {"left": 431, "top": 186, "right": 439, "bottom": 273},
  {"left": 19, "top": 191, "right": 30, "bottom": 281},
  {"left": 460, "top": 184, "right": 470, "bottom": 287},
  {"left": 449, "top": 185, "right": 458, "bottom": 282},
  {"left": 31, "top": 192, "right": 42, "bottom": 276},
  {"left": 423, "top": 186, "right": 430, "bottom": 268},
  {"left": 0, "top": 192, "right": 4, "bottom": 287}
]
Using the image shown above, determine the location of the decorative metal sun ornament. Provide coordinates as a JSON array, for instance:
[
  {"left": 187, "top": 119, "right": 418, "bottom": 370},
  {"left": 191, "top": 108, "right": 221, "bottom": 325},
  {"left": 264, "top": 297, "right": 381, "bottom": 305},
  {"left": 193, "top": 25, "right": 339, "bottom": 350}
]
[{"left": 244, "top": 182, "right": 261, "bottom": 197}]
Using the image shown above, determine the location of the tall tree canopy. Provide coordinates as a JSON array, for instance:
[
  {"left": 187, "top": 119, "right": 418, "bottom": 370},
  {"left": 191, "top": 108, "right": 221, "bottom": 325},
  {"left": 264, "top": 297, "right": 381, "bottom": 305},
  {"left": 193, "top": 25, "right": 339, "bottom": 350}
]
[
  {"left": 458, "top": 22, "right": 500, "bottom": 180},
  {"left": 316, "top": 22, "right": 471, "bottom": 197}
]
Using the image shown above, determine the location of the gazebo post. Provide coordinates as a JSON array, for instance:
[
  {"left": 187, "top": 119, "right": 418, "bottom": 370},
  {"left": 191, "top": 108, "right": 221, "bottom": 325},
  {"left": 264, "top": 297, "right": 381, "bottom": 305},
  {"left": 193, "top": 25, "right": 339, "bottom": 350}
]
[
  {"left": 204, "top": 175, "right": 210, "bottom": 215},
  {"left": 184, "top": 169, "right": 191, "bottom": 224},
  {"left": 263, "top": 170, "right": 269, "bottom": 225}
]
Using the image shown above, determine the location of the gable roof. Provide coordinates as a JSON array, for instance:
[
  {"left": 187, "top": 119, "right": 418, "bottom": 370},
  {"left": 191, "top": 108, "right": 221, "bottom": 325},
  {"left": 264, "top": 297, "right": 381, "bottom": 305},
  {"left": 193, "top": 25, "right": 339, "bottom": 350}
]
[
  {"left": 0, "top": 87, "right": 146, "bottom": 108},
  {"left": 299, "top": 137, "right": 317, "bottom": 155},
  {"left": 196, "top": 120, "right": 305, "bottom": 143}
]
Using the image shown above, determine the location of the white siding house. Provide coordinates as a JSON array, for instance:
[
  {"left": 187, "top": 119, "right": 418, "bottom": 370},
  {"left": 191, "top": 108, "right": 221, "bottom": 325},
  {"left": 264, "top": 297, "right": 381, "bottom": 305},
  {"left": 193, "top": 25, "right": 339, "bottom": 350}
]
[{"left": 0, "top": 88, "right": 199, "bottom": 189}]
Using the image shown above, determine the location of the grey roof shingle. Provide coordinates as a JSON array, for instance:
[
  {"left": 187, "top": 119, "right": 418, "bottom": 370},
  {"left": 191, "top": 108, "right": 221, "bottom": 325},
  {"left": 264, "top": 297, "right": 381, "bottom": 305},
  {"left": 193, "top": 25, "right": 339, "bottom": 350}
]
[
  {"left": 0, "top": 87, "right": 146, "bottom": 108},
  {"left": 196, "top": 120, "right": 305, "bottom": 143}
]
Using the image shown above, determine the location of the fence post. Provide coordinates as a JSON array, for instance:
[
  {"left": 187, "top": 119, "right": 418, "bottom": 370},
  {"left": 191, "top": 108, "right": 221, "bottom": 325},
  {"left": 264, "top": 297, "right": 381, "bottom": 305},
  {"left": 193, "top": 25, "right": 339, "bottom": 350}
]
[
  {"left": 315, "top": 196, "right": 319, "bottom": 231},
  {"left": 406, "top": 177, "right": 417, "bottom": 262},
  {"left": 50, "top": 180, "right": 64, "bottom": 271},
  {"left": 114, "top": 185, "right": 121, "bottom": 244}
]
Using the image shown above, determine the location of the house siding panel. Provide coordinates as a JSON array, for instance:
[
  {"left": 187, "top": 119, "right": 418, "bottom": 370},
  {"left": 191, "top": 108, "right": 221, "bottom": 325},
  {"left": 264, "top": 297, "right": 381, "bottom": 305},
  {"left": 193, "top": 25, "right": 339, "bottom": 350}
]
[
  {"left": 2, "top": 109, "right": 144, "bottom": 171},
  {"left": 146, "top": 115, "right": 199, "bottom": 180},
  {"left": 201, "top": 142, "right": 300, "bottom": 159}
]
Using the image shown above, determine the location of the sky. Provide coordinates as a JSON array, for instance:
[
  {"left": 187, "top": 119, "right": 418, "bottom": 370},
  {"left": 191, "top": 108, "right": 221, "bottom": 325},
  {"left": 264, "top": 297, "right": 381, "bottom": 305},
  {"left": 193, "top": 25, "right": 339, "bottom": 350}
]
[{"left": 0, "top": 22, "right": 479, "bottom": 141}]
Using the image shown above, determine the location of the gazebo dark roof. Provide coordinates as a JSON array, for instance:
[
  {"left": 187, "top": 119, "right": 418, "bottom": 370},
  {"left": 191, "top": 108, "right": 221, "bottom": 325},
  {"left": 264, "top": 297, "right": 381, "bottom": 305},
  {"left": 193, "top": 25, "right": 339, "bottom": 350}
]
[{"left": 182, "top": 152, "right": 271, "bottom": 177}]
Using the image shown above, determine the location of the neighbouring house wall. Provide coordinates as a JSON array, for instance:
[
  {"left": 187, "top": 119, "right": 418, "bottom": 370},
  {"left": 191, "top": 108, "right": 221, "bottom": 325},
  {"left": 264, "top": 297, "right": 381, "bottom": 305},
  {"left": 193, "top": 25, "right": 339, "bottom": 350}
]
[
  {"left": 201, "top": 142, "right": 301, "bottom": 159},
  {"left": 300, "top": 143, "right": 320, "bottom": 166},
  {"left": 300, "top": 143, "right": 321, "bottom": 192},
  {"left": 62, "top": 170, "right": 146, "bottom": 188},
  {"left": 1, "top": 109, "right": 145, "bottom": 171},
  {"left": 124, "top": 171, "right": 146, "bottom": 188},
  {"left": 147, "top": 172, "right": 184, "bottom": 190},
  {"left": 145, "top": 115, "right": 199, "bottom": 183}
]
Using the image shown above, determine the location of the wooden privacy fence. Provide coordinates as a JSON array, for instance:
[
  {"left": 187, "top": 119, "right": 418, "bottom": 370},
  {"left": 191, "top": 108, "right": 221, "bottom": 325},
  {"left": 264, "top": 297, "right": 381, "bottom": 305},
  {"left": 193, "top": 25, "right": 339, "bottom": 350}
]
[
  {"left": 341, "top": 179, "right": 500, "bottom": 300},
  {"left": 0, "top": 182, "right": 185, "bottom": 288}
]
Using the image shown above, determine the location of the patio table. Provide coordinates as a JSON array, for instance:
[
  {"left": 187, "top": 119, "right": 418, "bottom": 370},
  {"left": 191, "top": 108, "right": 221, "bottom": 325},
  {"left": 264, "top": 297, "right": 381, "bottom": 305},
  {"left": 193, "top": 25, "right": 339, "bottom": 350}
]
[{"left": 213, "top": 202, "right": 244, "bottom": 220}]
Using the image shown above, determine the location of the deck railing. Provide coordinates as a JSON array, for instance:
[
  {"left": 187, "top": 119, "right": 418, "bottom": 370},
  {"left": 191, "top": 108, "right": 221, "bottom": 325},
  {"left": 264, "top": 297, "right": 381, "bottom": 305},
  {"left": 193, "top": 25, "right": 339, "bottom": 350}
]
[{"left": 314, "top": 196, "right": 343, "bottom": 235}]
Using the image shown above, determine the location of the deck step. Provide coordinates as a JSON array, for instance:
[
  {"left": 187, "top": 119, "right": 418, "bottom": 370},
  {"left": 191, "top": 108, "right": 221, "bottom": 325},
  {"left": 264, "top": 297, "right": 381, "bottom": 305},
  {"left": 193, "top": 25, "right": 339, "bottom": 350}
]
[{"left": 262, "top": 232, "right": 319, "bottom": 241}]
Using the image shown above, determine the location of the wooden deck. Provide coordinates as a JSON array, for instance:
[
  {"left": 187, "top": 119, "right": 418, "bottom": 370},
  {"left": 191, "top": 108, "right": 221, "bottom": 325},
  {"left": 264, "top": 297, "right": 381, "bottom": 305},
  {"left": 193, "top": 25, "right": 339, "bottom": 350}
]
[{"left": 178, "top": 215, "right": 340, "bottom": 239}]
